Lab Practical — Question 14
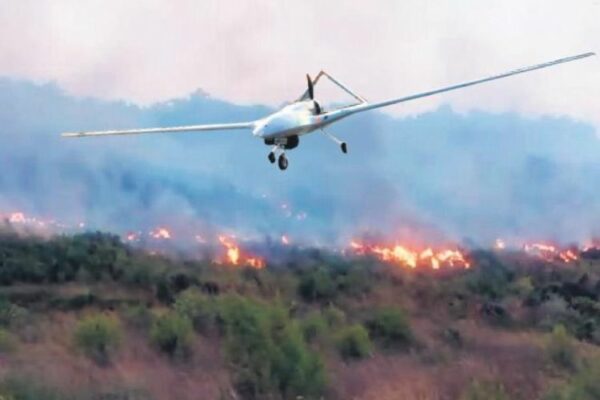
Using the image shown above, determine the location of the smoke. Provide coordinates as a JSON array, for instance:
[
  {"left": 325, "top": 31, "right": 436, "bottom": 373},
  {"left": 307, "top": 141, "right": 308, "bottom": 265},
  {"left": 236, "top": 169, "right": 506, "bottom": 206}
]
[{"left": 0, "top": 78, "right": 599, "bottom": 247}]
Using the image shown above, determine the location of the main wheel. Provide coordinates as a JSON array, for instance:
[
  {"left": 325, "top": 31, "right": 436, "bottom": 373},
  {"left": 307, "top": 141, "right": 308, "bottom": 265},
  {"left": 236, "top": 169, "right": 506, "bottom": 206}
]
[
  {"left": 278, "top": 154, "right": 288, "bottom": 170},
  {"left": 268, "top": 152, "right": 276, "bottom": 163}
]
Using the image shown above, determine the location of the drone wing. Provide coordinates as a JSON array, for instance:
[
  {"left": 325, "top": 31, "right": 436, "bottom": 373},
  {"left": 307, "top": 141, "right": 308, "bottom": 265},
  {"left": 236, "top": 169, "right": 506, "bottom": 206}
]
[
  {"left": 351, "top": 52, "right": 595, "bottom": 114},
  {"left": 62, "top": 121, "right": 255, "bottom": 138}
]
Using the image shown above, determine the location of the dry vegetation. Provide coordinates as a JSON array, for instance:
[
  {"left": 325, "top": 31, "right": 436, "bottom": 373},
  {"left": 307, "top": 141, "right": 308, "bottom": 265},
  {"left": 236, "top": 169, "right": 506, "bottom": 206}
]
[{"left": 0, "top": 231, "right": 598, "bottom": 399}]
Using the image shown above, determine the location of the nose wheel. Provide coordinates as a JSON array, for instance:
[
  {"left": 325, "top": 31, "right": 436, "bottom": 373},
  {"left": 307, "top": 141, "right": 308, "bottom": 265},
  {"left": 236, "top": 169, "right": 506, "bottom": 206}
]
[
  {"left": 268, "top": 151, "right": 276, "bottom": 164},
  {"left": 277, "top": 154, "right": 288, "bottom": 170}
]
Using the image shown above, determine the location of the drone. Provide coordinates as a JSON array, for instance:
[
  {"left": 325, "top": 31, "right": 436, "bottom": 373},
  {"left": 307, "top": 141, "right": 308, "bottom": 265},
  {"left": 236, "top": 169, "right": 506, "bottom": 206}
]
[{"left": 63, "top": 52, "right": 595, "bottom": 170}]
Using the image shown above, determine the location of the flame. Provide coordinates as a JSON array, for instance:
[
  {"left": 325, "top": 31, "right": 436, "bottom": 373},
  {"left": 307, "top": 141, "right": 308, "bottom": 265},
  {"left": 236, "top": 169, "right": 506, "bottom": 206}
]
[
  {"left": 495, "top": 239, "right": 506, "bottom": 250},
  {"left": 3, "top": 210, "right": 598, "bottom": 270},
  {"left": 150, "top": 227, "right": 171, "bottom": 240},
  {"left": 125, "top": 232, "right": 140, "bottom": 242},
  {"left": 218, "top": 235, "right": 264, "bottom": 268},
  {"left": 523, "top": 242, "right": 579, "bottom": 263},
  {"left": 9, "top": 212, "right": 26, "bottom": 224},
  {"left": 350, "top": 240, "right": 470, "bottom": 270}
]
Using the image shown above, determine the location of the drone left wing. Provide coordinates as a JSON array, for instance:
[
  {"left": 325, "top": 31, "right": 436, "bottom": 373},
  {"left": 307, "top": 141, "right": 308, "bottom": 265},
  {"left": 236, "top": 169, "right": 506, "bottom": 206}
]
[{"left": 62, "top": 121, "right": 255, "bottom": 138}]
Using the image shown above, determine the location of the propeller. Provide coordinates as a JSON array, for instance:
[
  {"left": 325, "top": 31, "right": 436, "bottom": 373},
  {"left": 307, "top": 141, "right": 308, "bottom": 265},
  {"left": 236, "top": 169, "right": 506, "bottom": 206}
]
[
  {"left": 306, "top": 74, "right": 314, "bottom": 100},
  {"left": 306, "top": 74, "right": 321, "bottom": 115}
]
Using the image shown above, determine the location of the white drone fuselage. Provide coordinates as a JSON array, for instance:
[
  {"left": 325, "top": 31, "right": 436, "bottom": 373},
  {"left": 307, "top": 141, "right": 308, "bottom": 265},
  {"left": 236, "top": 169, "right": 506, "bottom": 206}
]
[
  {"left": 62, "top": 52, "right": 595, "bottom": 170},
  {"left": 252, "top": 100, "right": 353, "bottom": 140}
]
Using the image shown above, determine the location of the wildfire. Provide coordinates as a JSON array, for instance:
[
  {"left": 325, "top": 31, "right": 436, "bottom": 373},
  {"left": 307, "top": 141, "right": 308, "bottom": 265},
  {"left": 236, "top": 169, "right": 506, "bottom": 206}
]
[
  {"left": 1, "top": 211, "right": 78, "bottom": 232},
  {"left": 125, "top": 232, "right": 140, "bottom": 242},
  {"left": 523, "top": 242, "right": 579, "bottom": 263},
  {"left": 350, "top": 240, "right": 470, "bottom": 270},
  {"left": 3, "top": 210, "right": 599, "bottom": 270},
  {"left": 149, "top": 227, "right": 172, "bottom": 240},
  {"left": 218, "top": 235, "right": 264, "bottom": 268},
  {"left": 8, "top": 212, "right": 26, "bottom": 224}
]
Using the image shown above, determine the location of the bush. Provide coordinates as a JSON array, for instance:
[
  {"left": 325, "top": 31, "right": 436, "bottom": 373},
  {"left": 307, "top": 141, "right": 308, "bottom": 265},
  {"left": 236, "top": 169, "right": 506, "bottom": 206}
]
[
  {"left": 220, "top": 295, "right": 327, "bottom": 399},
  {"left": 174, "top": 289, "right": 216, "bottom": 334},
  {"left": 335, "top": 324, "right": 372, "bottom": 361},
  {"left": 74, "top": 314, "right": 121, "bottom": 364},
  {"left": 460, "top": 380, "right": 509, "bottom": 400},
  {"left": 150, "top": 312, "right": 193, "bottom": 359},
  {"left": 323, "top": 305, "right": 346, "bottom": 328},
  {"left": 366, "top": 307, "right": 413, "bottom": 349},
  {"left": 0, "top": 329, "right": 17, "bottom": 353},
  {"left": 466, "top": 251, "right": 512, "bottom": 300},
  {"left": 122, "top": 304, "right": 154, "bottom": 331},
  {"left": 0, "top": 376, "right": 151, "bottom": 400},
  {"left": 298, "top": 268, "right": 336, "bottom": 302},
  {"left": 301, "top": 312, "right": 328, "bottom": 343},
  {"left": 0, "top": 298, "right": 28, "bottom": 328},
  {"left": 545, "top": 324, "right": 578, "bottom": 371},
  {"left": 0, "top": 376, "right": 65, "bottom": 400},
  {"left": 544, "top": 358, "right": 600, "bottom": 400}
]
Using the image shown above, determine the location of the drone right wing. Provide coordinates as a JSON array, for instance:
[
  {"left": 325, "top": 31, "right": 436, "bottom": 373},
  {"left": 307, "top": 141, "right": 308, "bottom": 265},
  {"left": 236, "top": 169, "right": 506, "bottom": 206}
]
[
  {"left": 350, "top": 52, "right": 595, "bottom": 114},
  {"left": 62, "top": 121, "right": 255, "bottom": 138}
]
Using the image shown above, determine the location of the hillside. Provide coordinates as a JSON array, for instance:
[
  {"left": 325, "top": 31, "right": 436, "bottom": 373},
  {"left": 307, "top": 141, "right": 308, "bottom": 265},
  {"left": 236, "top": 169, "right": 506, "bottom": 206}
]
[{"left": 0, "top": 230, "right": 598, "bottom": 399}]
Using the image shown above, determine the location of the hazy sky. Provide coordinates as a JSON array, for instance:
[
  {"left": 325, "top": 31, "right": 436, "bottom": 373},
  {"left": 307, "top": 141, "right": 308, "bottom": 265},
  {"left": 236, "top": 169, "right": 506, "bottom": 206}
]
[
  {"left": 1, "top": 1, "right": 600, "bottom": 245},
  {"left": 1, "top": 1, "right": 599, "bottom": 127}
]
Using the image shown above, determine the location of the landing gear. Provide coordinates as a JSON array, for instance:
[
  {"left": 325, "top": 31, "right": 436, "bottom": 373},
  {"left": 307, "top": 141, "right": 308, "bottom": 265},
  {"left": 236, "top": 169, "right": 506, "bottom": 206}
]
[
  {"left": 266, "top": 142, "right": 291, "bottom": 170},
  {"left": 278, "top": 154, "right": 288, "bottom": 170},
  {"left": 321, "top": 129, "right": 348, "bottom": 154}
]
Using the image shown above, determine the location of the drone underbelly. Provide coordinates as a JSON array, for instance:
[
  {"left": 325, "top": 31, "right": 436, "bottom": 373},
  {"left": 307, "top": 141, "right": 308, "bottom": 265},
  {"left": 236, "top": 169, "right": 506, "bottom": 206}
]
[{"left": 263, "top": 120, "right": 317, "bottom": 139}]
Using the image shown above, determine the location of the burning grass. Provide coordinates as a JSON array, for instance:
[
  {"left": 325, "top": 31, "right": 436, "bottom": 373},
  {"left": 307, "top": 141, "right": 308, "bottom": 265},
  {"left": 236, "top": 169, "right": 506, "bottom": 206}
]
[{"left": 0, "top": 226, "right": 597, "bottom": 399}]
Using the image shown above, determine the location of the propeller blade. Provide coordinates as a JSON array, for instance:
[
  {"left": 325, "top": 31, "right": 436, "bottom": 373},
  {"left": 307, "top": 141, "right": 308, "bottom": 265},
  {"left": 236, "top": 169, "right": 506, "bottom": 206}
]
[
  {"left": 306, "top": 74, "right": 314, "bottom": 100},
  {"left": 314, "top": 101, "right": 321, "bottom": 115}
]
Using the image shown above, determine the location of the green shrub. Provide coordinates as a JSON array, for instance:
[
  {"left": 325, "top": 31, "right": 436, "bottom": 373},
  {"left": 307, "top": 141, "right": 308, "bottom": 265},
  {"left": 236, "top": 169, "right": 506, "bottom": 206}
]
[
  {"left": 323, "top": 305, "right": 346, "bottom": 328},
  {"left": 465, "top": 251, "right": 512, "bottom": 300},
  {"left": 74, "top": 314, "right": 121, "bottom": 364},
  {"left": 174, "top": 289, "right": 216, "bottom": 334},
  {"left": 150, "top": 312, "right": 193, "bottom": 359},
  {"left": 122, "top": 304, "right": 154, "bottom": 331},
  {"left": 0, "top": 298, "right": 28, "bottom": 328},
  {"left": 0, "top": 376, "right": 65, "bottom": 400},
  {"left": 0, "top": 376, "right": 151, "bottom": 400},
  {"left": 220, "top": 295, "right": 327, "bottom": 399},
  {"left": 336, "top": 266, "right": 373, "bottom": 297},
  {"left": 335, "top": 324, "right": 372, "bottom": 361},
  {"left": 298, "top": 269, "right": 336, "bottom": 302},
  {"left": 0, "top": 329, "right": 17, "bottom": 353},
  {"left": 512, "top": 276, "right": 534, "bottom": 296},
  {"left": 366, "top": 307, "right": 413, "bottom": 349},
  {"left": 544, "top": 358, "right": 600, "bottom": 400},
  {"left": 301, "top": 312, "right": 328, "bottom": 343},
  {"left": 460, "top": 380, "right": 509, "bottom": 400},
  {"left": 545, "top": 324, "right": 578, "bottom": 371}
]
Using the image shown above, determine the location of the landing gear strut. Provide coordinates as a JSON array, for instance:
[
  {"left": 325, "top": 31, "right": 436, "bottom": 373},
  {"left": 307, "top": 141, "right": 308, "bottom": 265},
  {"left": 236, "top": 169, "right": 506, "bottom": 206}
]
[
  {"left": 278, "top": 154, "right": 288, "bottom": 170},
  {"left": 321, "top": 129, "right": 347, "bottom": 154}
]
